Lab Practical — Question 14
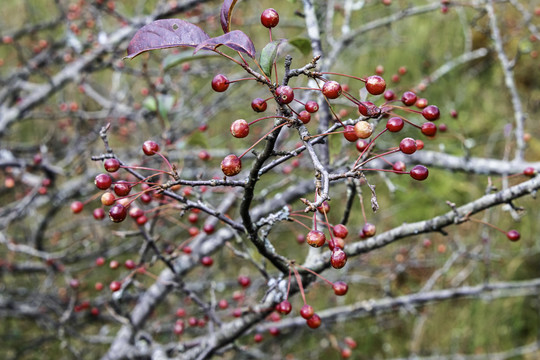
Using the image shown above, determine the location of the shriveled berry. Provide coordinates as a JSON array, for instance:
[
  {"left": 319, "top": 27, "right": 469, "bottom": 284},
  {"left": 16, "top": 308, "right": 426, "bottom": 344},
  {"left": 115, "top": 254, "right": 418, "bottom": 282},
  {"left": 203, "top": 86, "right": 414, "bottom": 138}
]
[
  {"left": 306, "top": 230, "right": 326, "bottom": 248},
  {"left": 401, "top": 91, "right": 417, "bottom": 106},
  {"left": 221, "top": 155, "right": 242, "bottom": 176},
  {"left": 410, "top": 165, "right": 429, "bottom": 181},
  {"left": 275, "top": 85, "right": 294, "bottom": 104},
  {"left": 211, "top": 74, "right": 229, "bottom": 92},
  {"left": 422, "top": 105, "right": 440, "bottom": 121},
  {"left": 506, "top": 230, "right": 520, "bottom": 242},
  {"left": 399, "top": 137, "right": 417, "bottom": 154},
  {"left": 358, "top": 102, "right": 380, "bottom": 118},
  {"left": 261, "top": 8, "right": 279, "bottom": 28},
  {"left": 230, "top": 119, "right": 250, "bottom": 138},
  {"left": 365, "top": 75, "right": 386, "bottom": 95},
  {"left": 142, "top": 140, "right": 160, "bottom": 156},
  {"left": 251, "top": 98, "right": 267, "bottom": 112},
  {"left": 386, "top": 117, "right": 404, "bottom": 132},
  {"left": 322, "top": 81, "right": 342, "bottom": 99},
  {"left": 354, "top": 121, "right": 373, "bottom": 139}
]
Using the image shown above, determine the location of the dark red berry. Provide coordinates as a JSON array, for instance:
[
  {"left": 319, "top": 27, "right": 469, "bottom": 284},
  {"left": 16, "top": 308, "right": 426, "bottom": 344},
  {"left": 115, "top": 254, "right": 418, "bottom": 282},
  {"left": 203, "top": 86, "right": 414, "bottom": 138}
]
[
  {"left": 300, "top": 304, "right": 314, "bottom": 319},
  {"left": 410, "top": 165, "right": 429, "bottom": 181},
  {"left": 261, "top": 8, "right": 279, "bottom": 28},
  {"left": 306, "top": 230, "right": 326, "bottom": 248},
  {"left": 386, "top": 117, "right": 404, "bottom": 132},
  {"left": 277, "top": 300, "right": 292, "bottom": 315},
  {"left": 221, "top": 154, "right": 242, "bottom": 177},
  {"left": 251, "top": 98, "right": 267, "bottom": 112},
  {"left": 343, "top": 125, "right": 359, "bottom": 142},
  {"left": 450, "top": 109, "right": 458, "bottom": 118},
  {"left": 333, "top": 224, "right": 349, "bottom": 239},
  {"left": 114, "top": 181, "right": 131, "bottom": 197},
  {"left": 401, "top": 91, "right": 417, "bottom": 106},
  {"left": 362, "top": 223, "right": 376, "bottom": 237},
  {"left": 142, "top": 140, "right": 160, "bottom": 156},
  {"left": 95, "top": 173, "right": 112, "bottom": 190},
  {"left": 198, "top": 150, "right": 211, "bottom": 161},
  {"left": 384, "top": 89, "right": 396, "bottom": 101},
  {"left": 322, "top": 81, "right": 342, "bottom": 99},
  {"left": 399, "top": 137, "right": 417, "bottom": 154},
  {"left": 298, "top": 110, "right": 311, "bottom": 124},
  {"left": 200, "top": 256, "right": 213, "bottom": 267},
  {"left": 238, "top": 275, "right": 251, "bottom": 288},
  {"left": 365, "top": 75, "right": 386, "bottom": 95},
  {"left": 305, "top": 100, "right": 319, "bottom": 113},
  {"left": 71, "top": 201, "right": 84, "bottom": 214},
  {"left": 416, "top": 139, "right": 424, "bottom": 150},
  {"left": 331, "top": 249, "right": 347, "bottom": 269},
  {"left": 506, "top": 230, "right": 520, "bottom": 242},
  {"left": 203, "top": 223, "right": 215, "bottom": 234},
  {"left": 211, "top": 74, "right": 229, "bottom": 92},
  {"left": 422, "top": 105, "right": 440, "bottom": 121},
  {"left": 306, "top": 313, "right": 321, "bottom": 329},
  {"left": 356, "top": 139, "right": 369, "bottom": 152},
  {"left": 317, "top": 201, "right": 330, "bottom": 214},
  {"left": 230, "top": 119, "right": 250, "bottom": 138},
  {"left": 109, "top": 203, "right": 127, "bottom": 223},
  {"left": 332, "top": 281, "right": 348, "bottom": 296},
  {"left": 438, "top": 123, "right": 447, "bottom": 132},
  {"left": 421, "top": 122, "right": 437, "bottom": 137},
  {"left": 524, "top": 167, "right": 536, "bottom": 177},
  {"left": 275, "top": 85, "right": 294, "bottom": 104},
  {"left": 104, "top": 158, "right": 120, "bottom": 172}
]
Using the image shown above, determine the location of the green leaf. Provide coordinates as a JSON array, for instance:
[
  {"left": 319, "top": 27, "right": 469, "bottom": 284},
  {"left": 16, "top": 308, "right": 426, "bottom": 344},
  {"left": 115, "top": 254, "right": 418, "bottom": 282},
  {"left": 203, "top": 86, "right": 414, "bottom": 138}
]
[
  {"left": 259, "top": 39, "right": 286, "bottom": 77},
  {"left": 288, "top": 38, "right": 311, "bottom": 56},
  {"left": 142, "top": 97, "right": 157, "bottom": 112},
  {"left": 162, "top": 52, "right": 218, "bottom": 72},
  {"left": 157, "top": 94, "right": 175, "bottom": 122}
]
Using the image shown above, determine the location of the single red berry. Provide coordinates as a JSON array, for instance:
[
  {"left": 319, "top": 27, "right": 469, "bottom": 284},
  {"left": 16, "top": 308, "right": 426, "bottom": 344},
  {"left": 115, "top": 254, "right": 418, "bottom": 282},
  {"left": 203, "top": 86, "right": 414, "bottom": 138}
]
[
  {"left": 399, "top": 137, "right": 417, "bottom": 154},
  {"left": 344, "top": 337, "right": 357, "bottom": 349},
  {"left": 93, "top": 208, "right": 105, "bottom": 220},
  {"left": 275, "top": 85, "right": 294, "bottom": 104},
  {"left": 354, "top": 121, "right": 373, "bottom": 139},
  {"left": 358, "top": 102, "right": 381, "bottom": 118},
  {"left": 300, "top": 304, "right": 314, "bottom": 319},
  {"left": 332, "top": 281, "right": 348, "bottom": 296},
  {"left": 221, "top": 154, "right": 242, "bottom": 176},
  {"left": 261, "top": 8, "right": 279, "bottom": 28},
  {"left": 124, "top": 259, "right": 136, "bottom": 269},
  {"left": 142, "top": 140, "right": 160, "bottom": 156},
  {"left": 198, "top": 150, "right": 211, "bottom": 161},
  {"left": 298, "top": 110, "right": 311, "bottom": 124},
  {"left": 415, "top": 98, "right": 428, "bottom": 109},
  {"left": 230, "top": 119, "right": 250, "bottom": 138},
  {"left": 365, "top": 75, "right": 386, "bottom": 95},
  {"left": 343, "top": 125, "right": 359, "bottom": 142},
  {"left": 306, "top": 230, "right": 326, "bottom": 248},
  {"left": 188, "top": 227, "right": 199, "bottom": 237},
  {"left": 438, "top": 123, "right": 448, "bottom": 132},
  {"left": 218, "top": 299, "right": 229, "bottom": 310},
  {"left": 269, "top": 327, "right": 280, "bottom": 336},
  {"left": 506, "top": 230, "right": 520, "bottom": 242},
  {"left": 416, "top": 139, "right": 425, "bottom": 150},
  {"left": 211, "top": 74, "right": 229, "bottom": 92},
  {"left": 386, "top": 117, "right": 404, "bottom": 132},
  {"left": 422, "top": 105, "right": 440, "bottom": 121},
  {"left": 254, "top": 333, "right": 263, "bottom": 343},
  {"left": 203, "top": 223, "right": 215, "bottom": 234},
  {"left": 188, "top": 317, "right": 198, "bottom": 326},
  {"left": 129, "top": 207, "right": 144, "bottom": 219},
  {"left": 410, "top": 165, "right": 429, "bottom": 181},
  {"left": 95, "top": 282, "right": 104, "bottom": 291},
  {"left": 109, "top": 203, "right": 127, "bottom": 223},
  {"left": 317, "top": 201, "right": 330, "bottom": 214},
  {"left": 71, "top": 201, "right": 84, "bottom": 214},
  {"left": 375, "top": 64, "right": 384, "bottom": 75},
  {"left": 69, "top": 278, "right": 80, "bottom": 289},
  {"left": 305, "top": 100, "right": 319, "bottom": 113},
  {"left": 173, "top": 320, "right": 184, "bottom": 335},
  {"left": 251, "top": 98, "right": 267, "bottom": 112},
  {"left": 401, "top": 91, "right": 417, "bottom": 106},
  {"left": 109, "top": 260, "right": 119, "bottom": 269},
  {"left": 306, "top": 313, "right": 321, "bottom": 329},
  {"left": 277, "top": 300, "right": 292, "bottom": 315},
  {"left": 322, "top": 81, "right": 342, "bottom": 99},
  {"left": 421, "top": 122, "right": 437, "bottom": 137},
  {"left": 200, "top": 256, "right": 213, "bottom": 267},
  {"left": 362, "top": 223, "right": 376, "bottom": 237},
  {"left": 95, "top": 257, "right": 105, "bottom": 266},
  {"left": 384, "top": 90, "right": 396, "bottom": 101},
  {"left": 238, "top": 275, "right": 251, "bottom": 288},
  {"left": 176, "top": 308, "right": 186, "bottom": 317},
  {"left": 393, "top": 161, "right": 406, "bottom": 172},
  {"left": 333, "top": 224, "right": 349, "bottom": 239},
  {"left": 101, "top": 192, "right": 115, "bottom": 206},
  {"left": 109, "top": 281, "right": 122, "bottom": 292},
  {"left": 104, "top": 158, "right": 120, "bottom": 172},
  {"left": 94, "top": 173, "right": 112, "bottom": 190},
  {"left": 114, "top": 181, "right": 131, "bottom": 197},
  {"left": 331, "top": 249, "right": 347, "bottom": 269},
  {"left": 524, "top": 167, "right": 536, "bottom": 177},
  {"left": 356, "top": 139, "right": 369, "bottom": 152},
  {"left": 450, "top": 109, "right": 458, "bottom": 118}
]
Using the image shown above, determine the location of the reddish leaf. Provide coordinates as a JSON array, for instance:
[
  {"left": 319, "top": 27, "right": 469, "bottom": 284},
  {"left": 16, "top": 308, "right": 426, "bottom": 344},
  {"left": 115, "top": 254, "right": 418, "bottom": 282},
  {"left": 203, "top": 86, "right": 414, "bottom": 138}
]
[
  {"left": 220, "top": 0, "right": 239, "bottom": 33},
  {"left": 194, "top": 30, "right": 256, "bottom": 59},
  {"left": 126, "top": 19, "right": 210, "bottom": 59}
]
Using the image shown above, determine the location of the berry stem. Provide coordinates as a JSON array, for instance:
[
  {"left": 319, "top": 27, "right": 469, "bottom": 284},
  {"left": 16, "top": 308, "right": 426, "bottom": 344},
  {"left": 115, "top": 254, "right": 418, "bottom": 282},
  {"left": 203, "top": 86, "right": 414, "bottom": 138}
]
[
  {"left": 227, "top": 77, "right": 257, "bottom": 84},
  {"left": 352, "top": 128, "right": 388, "bottom": 168},
  {"left": 238, "top": 122, "right": 287, "bottom": 159},
  {"left": 248, "top": 115, "right": 291, "bottom": 126},
  {"left": 289, "top": 217, "right": 312, "bottom": 231},
  {"left": 388, "top": 112, "right": 421, "bottom": 129},
  {"left": 354, "top": 148, "right": 400, "bottom": 170},
  {"left": 318, "top": 71, "right": 366, "bottom": 83},
  {"left": 467, "top": 216, "right": 508, "bottom": 235},
  {"left": 291, "top": 264, "right": 307, "bottom": 305},
  {"left": 296, "top": 264, "right": 334, "bottom": 286}
]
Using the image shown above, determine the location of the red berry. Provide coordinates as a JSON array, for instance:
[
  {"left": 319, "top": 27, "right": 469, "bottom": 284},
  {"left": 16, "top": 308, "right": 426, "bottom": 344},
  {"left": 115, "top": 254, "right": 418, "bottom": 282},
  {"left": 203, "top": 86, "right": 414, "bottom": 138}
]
[
  {"left": 416, "top": 139, "right": 425, "bottom": 150},
  {"left": 251, "top": 98, "right": 267, "bottom": 112},
  {"left": 94, "top": 173, "right": 112, "bottom": 190},
  {"left": 173, "top": 320, "right": 184, "bottom": 335},
  {"left": 211, "top": 74, "right": 229, "bottom": 92},
  {"left": 93, "top": 208, "right": 105, "bottom": 220},
  {"left": 305, "top": 101, "right": 319, "bottom": 113},
  {"left": 203, "top": 223, "right": 215, "bottom": 234},
  {"left": 101, "top": 192, "right": 115, "bottom": 206},
  {"left": 176, "top": 308, "right": 186, "bottom": 317},
  {"left": 450, "top": 109, "right": 458, "bottom": 118},
  {"left": 332, "top": 281, "right": 348, "bottom": 296},
  {"left": 506, "top": 230, "right": 520, "bottom": 242},
  {"left": 306, "top": 313, "right": 321, "bottom": 329},
  {"left": 415, "top": 98, "right": 428, "bottom": 109},
  {"left": 333, "top": 224, "right": 349, "bottom": 239},
  {"left": 95, "top": 282, "right": 104, "bottom": 291},
  {"left": 300, "top": 304, "right": 314, "bottom": 319},
  {"left": 261, "top": 8, "right": 279, "bottom": 28},
  {"left": 230, "top": 119, "right": 250, "bottom": 138},
  {"left": 277, "top": 300, "right": 292, "bottom": 315},
  {"left": 354, "top": 121, "right": 373, "bottom": 139},
  {"left": 401, "top": 91, "right": 417, "bottom": 106},
  {"left": 221, "top": 154, "right": 242, "bottom": 177},
  {"left": 269, "top": 327, "right": 280, "bottom": 336},
  {"left": 410, "top": 165, "right": 429, "bottom": 181},
  {"left": 421, "top": 122, "right": 437, "bottom": 137},
  {"left": 358, "top": 102, "right": 380, "bottom": 118},
  {"left": 386, "top": 117, "right": 404, "bottom": 132},
  {"left": 343, "top": 125, "right": 359, "bottom": 142},
  {"left": 365, "top": 75, "right": 386, "bottom": 95},
  {"left": 438, "top": 123, "right": 447, "bottom": 132},
  {"left": 322, "top": 81, "right": 342, "bottom": 99},
  {"left": 95, "top": 257, "right": 105, "bottom": 266},
  {"left": 331, "top": 249, "right": 347, "bottom": 269},
  {"left": 142, "top": 140, "right": 160, "bottom": 156},
  {"left": 71, "top": 201, "right": 84, "bottom": 214},
  {"left": 317, "top": 201, "right": 330, "bottom": 214},
  {"left": 254, "top": 333, "right": 263, "bottom": 343},
  {"left": 198, "top": 150, "right": 211, "bottom": 161},
  {"left": 104, "top": 158, "right": 120, "bottom": 172},
  {"left": 362, "top": 223, "right": 376, "bottom": 237},
  {"left": 238, "top": 275, "right": 251, "bottom": 288},
  {"left": 384, "top": 90, "right": 396, "bottom": 101},
  {"left": 218, "top": 299, "right": 229, "bottom": 310},
  {"left": 393, "top": 161, "right": 406, "bottom": 172},
  {"left": 356, "top": 139, "right": 369, "bottom": 152},
  {"left": 69, "top": 278, "right": 80, "bottom": 289},
  {"left": 298, "top": 110, "right": 311, "bottom": 124},
  {"left": 275, "top": 85, "right": 294, "bottom": 104},
  {"left": 523, "top": 167, "right": 536, "bottom": 177},
  {"left": 306, "top": 230, "right": 326, "bottom": 248},
  {"left": 399, "top": 137, "right": 417, "bottom": 154},
  {"left": 114, "top": 181, "right": 131, "bottom": 197},
  {"left": 200, "top": 256, "right": 213, "bottom": 267},
  {"left": 124, "top": 259, "right": 136, "bottom": 269},
  {"left": 109, "top": 281, "right": 122, "bottom": 292},
  {"left": 422, "top": 105, "right": 440, "bottom": 121},
  {"left": 109, "top": 203, "right": 127, "bottom": 223}
]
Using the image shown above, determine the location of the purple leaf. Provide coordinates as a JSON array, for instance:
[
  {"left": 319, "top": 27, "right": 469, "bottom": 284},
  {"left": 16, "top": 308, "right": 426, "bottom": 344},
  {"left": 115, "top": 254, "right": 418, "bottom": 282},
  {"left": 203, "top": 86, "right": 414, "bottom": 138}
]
[
  {"left": 194, "top": 30, "right": 256, "bottom": 59},
  {"left": 220, "top": 0, "right": 239, "bottom": 33},
  {"left": 126, "top": 19, "right": 210, "bottom": 59}
]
